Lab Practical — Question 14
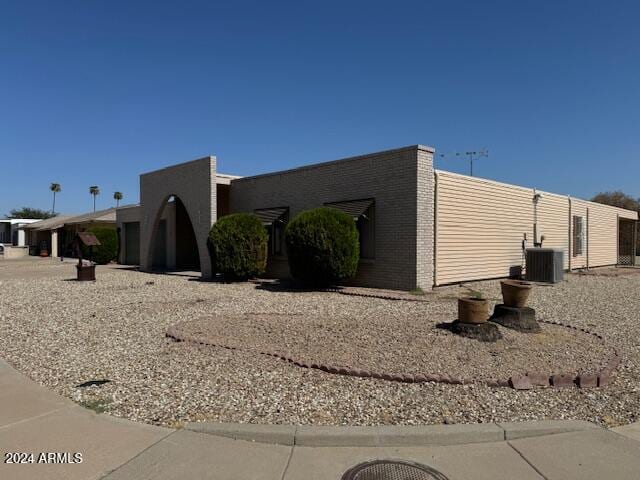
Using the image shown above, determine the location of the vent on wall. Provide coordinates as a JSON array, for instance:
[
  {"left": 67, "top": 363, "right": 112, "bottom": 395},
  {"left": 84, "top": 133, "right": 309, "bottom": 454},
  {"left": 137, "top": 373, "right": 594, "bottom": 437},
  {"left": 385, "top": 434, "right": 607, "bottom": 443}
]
[{"left": 525, "top": 248, "right": 564, "bottom": 283}]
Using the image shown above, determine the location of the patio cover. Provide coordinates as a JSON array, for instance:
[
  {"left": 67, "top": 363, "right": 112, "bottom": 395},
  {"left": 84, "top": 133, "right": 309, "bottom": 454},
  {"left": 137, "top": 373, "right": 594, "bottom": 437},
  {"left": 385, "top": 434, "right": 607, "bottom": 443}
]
[
  {"left": 21, "top": 208, "right": 117, "bottom": 232},
  {"left": 64, "top": 208, "right": 116, "bottom": 225},
  {"left": 21, "top": 216, "right": 73, "bottom": 231}
]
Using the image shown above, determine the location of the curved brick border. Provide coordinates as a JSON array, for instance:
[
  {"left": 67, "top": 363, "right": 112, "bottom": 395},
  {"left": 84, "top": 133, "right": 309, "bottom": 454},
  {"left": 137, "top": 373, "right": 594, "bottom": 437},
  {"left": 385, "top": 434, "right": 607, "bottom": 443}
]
[
  {"left": 166, "top": 317, "right": 620, "bottom": 390},
  {"left": 322, "top": 287, "right": 429, "bottom": 302}
]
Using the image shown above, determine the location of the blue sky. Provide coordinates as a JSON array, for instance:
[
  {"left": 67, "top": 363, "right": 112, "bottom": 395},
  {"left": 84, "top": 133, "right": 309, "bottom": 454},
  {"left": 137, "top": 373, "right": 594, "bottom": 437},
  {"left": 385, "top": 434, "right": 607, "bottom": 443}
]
[{"left": 1, "top": 1, "right": 639, "bottom": 215}]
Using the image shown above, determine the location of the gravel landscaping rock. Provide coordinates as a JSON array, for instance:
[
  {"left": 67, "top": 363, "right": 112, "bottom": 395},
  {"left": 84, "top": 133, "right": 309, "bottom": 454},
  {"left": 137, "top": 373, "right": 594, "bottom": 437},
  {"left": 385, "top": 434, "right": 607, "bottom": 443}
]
[
  {"left": 172, "top": 313, "right": 606, "bottom": 380},
  {"left": 0, "top": 258, "right": 639, "bottom": 428}
]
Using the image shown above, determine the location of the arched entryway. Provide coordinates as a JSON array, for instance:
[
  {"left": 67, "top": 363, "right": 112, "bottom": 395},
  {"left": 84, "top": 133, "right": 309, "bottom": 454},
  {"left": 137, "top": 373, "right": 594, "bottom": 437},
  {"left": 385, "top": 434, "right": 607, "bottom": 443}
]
[
  {"left": 147, "top": 196, "right": 201, "bottom": 272},
  {"left": 139, "top": 156, "right": 216, "bottom": 278},
  {"left": 175, "top": 197, "right": 200, "bottom": 270}
]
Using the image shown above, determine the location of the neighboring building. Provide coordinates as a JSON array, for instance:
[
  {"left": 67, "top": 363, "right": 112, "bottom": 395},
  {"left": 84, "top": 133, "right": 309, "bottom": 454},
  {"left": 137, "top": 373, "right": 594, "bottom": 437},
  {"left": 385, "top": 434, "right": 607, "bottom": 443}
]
[
  {"left": 20, "top": 215, "right": 72, "bottom": 257},
  {"left": 21, "top": 208, "right": 117, "bottom": 257},
  {"left": 0, "top": 218, "right": 40, "bottom": 246},
  {"left": 116, "top": 145, "right": 638, "bottom": 290},
  {"left": 0, "top": 218, "right": 40, "bottom": 258}
]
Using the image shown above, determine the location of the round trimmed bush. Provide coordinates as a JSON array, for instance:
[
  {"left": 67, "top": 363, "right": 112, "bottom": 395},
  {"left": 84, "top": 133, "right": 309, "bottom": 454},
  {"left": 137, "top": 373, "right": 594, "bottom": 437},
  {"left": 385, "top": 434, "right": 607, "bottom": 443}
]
[
  {"left": 285, "top": 207, "right": 359, "bottom": 286},
  {"left": 82, "top": 227, "right": 117, "bottom": 265},
  {"left": 208, "top": 213, "right": 268, "bottom": 281}
]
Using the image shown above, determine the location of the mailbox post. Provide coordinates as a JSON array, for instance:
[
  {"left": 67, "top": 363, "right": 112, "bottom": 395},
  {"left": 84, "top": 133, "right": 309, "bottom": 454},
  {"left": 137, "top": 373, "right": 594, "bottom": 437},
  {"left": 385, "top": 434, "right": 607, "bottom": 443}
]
[{"left": 72, "top": 232, "right": 101, "bottom": 281}]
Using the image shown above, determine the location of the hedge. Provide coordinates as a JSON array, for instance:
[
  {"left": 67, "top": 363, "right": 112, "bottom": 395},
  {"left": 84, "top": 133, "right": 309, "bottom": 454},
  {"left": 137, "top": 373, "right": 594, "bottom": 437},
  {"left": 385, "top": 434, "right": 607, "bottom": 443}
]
[
  {"left": 82, "top": 227, "right": 117, "bottom": 265},
  {"left": 208, "top": 213, "right": 268, "bottom": 281},
  {"left": 285, "top": 207, "right": 359, "bottom": 286}
]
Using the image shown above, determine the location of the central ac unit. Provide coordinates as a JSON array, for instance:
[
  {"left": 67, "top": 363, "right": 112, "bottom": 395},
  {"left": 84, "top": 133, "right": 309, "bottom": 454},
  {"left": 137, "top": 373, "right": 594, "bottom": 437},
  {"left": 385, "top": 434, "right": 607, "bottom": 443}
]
[{"left": 525, "top": 248, "right": 564, "bottom": 283}]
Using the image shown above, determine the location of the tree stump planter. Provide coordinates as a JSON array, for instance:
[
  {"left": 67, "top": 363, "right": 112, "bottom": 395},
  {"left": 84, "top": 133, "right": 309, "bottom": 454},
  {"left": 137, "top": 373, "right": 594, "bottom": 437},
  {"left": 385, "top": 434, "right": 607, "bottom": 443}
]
[
  {"left": 76, "top": 264, "right": 96, "bottom": 281},
  {"left": 457, "top": 297, "right": 489, "bottom": 324},
  {"left": 500, "top": 280, "right": 532, "bottom": 308},
  {"left": 490, "top": 304, "right": 541, "bottom": 332},
  {"left": 451, "top": 321, "right": 502, "bottom": 342}
]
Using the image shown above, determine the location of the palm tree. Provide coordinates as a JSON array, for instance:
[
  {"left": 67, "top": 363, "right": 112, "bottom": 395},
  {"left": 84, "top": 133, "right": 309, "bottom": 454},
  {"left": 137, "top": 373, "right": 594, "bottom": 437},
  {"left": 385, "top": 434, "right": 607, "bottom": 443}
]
[
  {"left": 113, "top": 191, "right": 123, "bottom": 208},
  {"left": 49, "top": 183, "right": 61, "bottom": 215},
  {"left": 89, "top": 186, "right": 100, "bottom": 212}
]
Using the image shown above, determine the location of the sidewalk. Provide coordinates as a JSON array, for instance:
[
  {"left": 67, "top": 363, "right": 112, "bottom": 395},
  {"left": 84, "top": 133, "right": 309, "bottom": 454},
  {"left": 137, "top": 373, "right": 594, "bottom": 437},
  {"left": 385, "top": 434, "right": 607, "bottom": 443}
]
[{"left": 1, "top": 359, "right": 640, "bottom": 480}]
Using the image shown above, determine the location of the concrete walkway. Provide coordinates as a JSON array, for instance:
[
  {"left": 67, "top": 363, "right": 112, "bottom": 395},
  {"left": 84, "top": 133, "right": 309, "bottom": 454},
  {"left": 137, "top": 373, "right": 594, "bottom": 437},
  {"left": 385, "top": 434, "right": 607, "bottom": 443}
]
[{"left": 2, "top": 360, "right": 640, "bottom": 480}]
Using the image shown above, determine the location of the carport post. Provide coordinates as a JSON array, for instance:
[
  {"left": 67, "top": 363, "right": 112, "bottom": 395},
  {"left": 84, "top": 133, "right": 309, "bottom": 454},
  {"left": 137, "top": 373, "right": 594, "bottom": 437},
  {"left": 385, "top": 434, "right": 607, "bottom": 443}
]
[{"left": 51, "top": 229, "right": 58, "bottom": 258}]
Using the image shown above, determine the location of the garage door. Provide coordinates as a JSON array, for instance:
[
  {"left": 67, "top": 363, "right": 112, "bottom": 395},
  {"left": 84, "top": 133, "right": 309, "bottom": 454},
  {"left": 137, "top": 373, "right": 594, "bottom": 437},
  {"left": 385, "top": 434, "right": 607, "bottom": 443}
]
[{"left": 124, "top": 222, "right": 140, "bottom": 265}]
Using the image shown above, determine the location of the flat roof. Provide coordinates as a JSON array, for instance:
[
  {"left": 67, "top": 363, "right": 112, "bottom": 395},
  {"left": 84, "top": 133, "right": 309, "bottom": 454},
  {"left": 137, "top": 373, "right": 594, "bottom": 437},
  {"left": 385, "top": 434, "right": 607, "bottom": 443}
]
[
  {"left": 0, "top": 218, "right": 41, "bottom": 225},
  {"left": 216, "top": 173, "right": 241, "bottom": 185}
]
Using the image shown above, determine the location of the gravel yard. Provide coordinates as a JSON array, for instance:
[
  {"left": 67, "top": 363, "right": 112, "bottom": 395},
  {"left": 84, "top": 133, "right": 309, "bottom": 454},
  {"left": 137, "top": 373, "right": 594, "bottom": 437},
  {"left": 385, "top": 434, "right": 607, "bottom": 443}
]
[
  {"left": 173, "top": 314, "right": 608, "bottom": 382},
  {"left": 1, "top": 257, "right": 639, "bottom": 428}
]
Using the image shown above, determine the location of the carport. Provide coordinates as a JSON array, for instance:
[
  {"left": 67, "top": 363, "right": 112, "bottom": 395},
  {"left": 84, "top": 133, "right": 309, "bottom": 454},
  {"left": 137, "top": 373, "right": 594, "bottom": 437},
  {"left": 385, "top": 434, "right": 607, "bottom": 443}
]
[{"left": 618, "top": 218, "right": 637, "bottom": 266}]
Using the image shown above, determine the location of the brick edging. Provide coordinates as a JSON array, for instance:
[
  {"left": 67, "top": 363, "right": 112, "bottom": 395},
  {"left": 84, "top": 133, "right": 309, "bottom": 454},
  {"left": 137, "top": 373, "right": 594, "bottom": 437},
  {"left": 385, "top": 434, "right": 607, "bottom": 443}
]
[
  {"left": 322, "top": 287, "right": 429, "bottom": 302},
  {"left": 166, "top": 318, "right": 619, "bottom": 390}
]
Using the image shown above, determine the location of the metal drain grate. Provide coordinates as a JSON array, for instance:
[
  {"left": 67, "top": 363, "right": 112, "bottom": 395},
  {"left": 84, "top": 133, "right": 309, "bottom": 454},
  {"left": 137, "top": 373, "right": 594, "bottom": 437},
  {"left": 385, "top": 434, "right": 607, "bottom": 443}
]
[{"left": 341, "top": 459, "right": 449, "bottom": 480}]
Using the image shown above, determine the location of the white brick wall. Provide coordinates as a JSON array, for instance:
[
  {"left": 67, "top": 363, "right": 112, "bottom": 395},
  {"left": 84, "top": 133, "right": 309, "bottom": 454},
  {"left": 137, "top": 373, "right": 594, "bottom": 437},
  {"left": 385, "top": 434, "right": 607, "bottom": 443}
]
[{"left": 229, "top": 146, "right": 435, "bottom": 290}]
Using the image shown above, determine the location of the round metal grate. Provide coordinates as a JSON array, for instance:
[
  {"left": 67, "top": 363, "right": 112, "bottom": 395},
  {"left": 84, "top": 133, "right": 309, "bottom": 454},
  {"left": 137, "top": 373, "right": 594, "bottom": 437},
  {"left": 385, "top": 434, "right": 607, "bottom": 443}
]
[{"left": 341, "top": 459, "right": 449, "bottom": 480}]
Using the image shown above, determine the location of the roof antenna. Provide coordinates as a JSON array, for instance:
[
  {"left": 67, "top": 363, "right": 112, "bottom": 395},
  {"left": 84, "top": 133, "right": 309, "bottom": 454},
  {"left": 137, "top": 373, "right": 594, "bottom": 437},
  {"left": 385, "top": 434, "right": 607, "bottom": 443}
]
[{"left": 438, "top": 149, "right": 489, "bottom": 176}]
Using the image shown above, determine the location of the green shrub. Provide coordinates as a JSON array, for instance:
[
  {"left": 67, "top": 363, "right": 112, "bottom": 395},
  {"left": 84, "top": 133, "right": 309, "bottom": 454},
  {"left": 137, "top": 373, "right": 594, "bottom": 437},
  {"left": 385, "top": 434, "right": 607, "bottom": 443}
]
[
  {"left": 208, "top": 213, "right": 268, "bottom": 281},
  {"left": 285, "top": 207, "right": 359, "bottom": 286},
  {"left": 82, "top": 227, "right": 117, "bottom": 265}
]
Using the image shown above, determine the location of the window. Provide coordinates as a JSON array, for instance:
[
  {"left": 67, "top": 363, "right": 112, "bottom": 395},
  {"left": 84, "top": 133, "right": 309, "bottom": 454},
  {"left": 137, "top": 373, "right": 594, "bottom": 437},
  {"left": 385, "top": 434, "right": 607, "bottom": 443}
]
[
  {"left": 254, "top": 207, "right": 289, "bottom": 258},
  {"left": 269, "top": 220, "right": 285, "bottom": 256},
  {"left": 357, "top": 204, "right": 375, "bottom": 259},
  {"left": 324, "top": 198, "right": 375, "bottom": 260},
  {"left": 573, "top": 215, "right": 584, "bottom": 256}
]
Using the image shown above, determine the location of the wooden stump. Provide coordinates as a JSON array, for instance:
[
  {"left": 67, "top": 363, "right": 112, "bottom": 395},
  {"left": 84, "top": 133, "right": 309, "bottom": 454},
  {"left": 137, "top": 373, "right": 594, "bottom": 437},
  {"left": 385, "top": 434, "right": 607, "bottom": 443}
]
[
  {"left": 490, "top": 305, "right": 541, "bottom": 332},
  {"left": 451, "top": 321, "right": 502, "bottom": 342}
]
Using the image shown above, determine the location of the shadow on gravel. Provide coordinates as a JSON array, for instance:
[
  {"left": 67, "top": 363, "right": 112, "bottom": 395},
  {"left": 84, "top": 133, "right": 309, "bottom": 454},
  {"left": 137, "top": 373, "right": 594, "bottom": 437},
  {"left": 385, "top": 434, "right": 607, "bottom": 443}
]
[
  {"left": 76, "top": 379, "right": 112, "bottom": 388},
  {"left": 109, "top": 265, "right": 141, "bottom": 272},
  {"left": 435, "top": 321, "right": 456, "bottom": 332},
  {"left": 253, "top": 279, "right": 338, "bottom": 293}
]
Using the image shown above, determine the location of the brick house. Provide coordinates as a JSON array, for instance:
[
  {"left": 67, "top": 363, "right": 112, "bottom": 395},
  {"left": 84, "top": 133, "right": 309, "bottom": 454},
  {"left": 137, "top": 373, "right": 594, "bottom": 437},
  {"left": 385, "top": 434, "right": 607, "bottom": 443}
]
[{"left": 116, "top": 145, "right": 638, "bottom": 290}]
